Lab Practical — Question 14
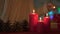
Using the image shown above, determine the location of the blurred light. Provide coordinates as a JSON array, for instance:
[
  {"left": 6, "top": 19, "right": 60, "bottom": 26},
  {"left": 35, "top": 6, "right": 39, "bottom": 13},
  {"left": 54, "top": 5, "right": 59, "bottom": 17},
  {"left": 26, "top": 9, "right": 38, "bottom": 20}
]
[
  {"left": 39, "top": 17, "right": 43, "bottom": 22},
  {"left": 39, "top": 17, "right": 42, "bottom": 20},
  {"left": 32, "top": 9, "right": 35, "bottom": 14},
  {"left": 33, "top": 9, "right": 35, "bottom": 13},
  {"left": 57, "top": 7, "right": 60, "bottom": 14},
  {"left": 48, "top": 10, "right": 54, "bottom": 16},
  {"left": 53, "top": 6, "right": 56, "bottom": 9},
  {"left": 46, "top": 13, "right": 48, "bottom": 17},
  {"left": 50, "top": 15, "right": 54, "bottom": 20}
]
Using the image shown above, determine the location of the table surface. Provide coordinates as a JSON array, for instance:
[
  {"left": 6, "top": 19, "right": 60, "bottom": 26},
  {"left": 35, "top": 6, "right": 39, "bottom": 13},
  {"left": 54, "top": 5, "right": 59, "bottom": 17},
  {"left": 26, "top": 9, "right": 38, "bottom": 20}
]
[{"left": 0, "top": 32, "right": 60, "bottom": 34}]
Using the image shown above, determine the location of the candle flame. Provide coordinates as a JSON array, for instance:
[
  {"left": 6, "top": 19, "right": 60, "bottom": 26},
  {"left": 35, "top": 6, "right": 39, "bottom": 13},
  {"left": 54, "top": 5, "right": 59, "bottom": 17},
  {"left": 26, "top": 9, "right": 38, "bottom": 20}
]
[
  {"left": 39, "top": 17, "right": 42, "bottom": 20},
  {"left": 46, "top": 13, "right": 49, "bottom": 18},
  {"left": 46, "top": 13, "right": 48, "bottom": 17},
  {"left": 33, "top": 9, "right": 35, "bottom": 13},
  {"left": 39, "top": 17, "right": 43, "bottom": 22}
]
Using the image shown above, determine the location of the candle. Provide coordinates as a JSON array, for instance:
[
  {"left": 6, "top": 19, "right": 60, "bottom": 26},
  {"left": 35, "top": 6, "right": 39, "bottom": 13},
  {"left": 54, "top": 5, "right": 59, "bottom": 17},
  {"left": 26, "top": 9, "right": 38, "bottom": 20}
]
[
  {"left": 29, "top": 9, "right": 38, "bottom": 32},
  {"left": 43, "top": 13, "right": 50, "bottom": 32},
  {"left": 37, "top": 17, "right": 44, "bottom": 33},
  {"left": 43, "top": 13, "right": 50, "bottom": 25}
]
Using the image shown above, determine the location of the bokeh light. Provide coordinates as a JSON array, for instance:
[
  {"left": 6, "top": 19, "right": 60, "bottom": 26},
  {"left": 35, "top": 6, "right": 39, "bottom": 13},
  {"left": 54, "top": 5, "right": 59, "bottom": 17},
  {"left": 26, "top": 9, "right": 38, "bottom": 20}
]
[
  {"left": 50, "top": 15, "right": 54, "bottom": 20},
  {"left": 48, "top": 10, "right": 54, "bottom": 16},
  {"left": 57, "top": 7, "right": 60, "bottom": 14}
]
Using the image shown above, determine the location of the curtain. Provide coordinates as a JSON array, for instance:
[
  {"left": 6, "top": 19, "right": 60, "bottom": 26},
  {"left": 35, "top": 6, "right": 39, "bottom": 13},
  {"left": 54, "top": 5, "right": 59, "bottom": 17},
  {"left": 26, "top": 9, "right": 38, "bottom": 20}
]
[
  {"left": 0, "top": 0, "right": 5, "bottom": 16},
  {"left": 1, "top": 0, "right": 49, "bottom": 23},
  {"left": 2, "top": 0, "right": 34, "bottom": 23}
]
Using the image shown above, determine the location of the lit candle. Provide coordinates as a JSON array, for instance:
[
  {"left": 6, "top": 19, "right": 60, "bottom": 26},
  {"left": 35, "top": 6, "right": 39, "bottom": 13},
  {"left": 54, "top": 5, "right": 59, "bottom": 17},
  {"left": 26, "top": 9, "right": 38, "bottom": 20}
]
[
  {"left": 37, "top": 17, "right": 44, "bottom": 33},
  {"left": 43, "top": 13, "right": 50, "bottom": 25},
  {"left": 29, "top": 9, "right": 38, "bottom": 32},
  {"left": 43, "top": 13, "right": 50, "bottom": 32}
]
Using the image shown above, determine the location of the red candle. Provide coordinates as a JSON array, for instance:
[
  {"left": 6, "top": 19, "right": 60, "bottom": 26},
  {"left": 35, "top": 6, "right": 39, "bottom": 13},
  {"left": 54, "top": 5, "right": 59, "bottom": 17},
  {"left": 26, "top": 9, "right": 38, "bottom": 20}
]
[
  {"left": 43, "top": 13, "right": 50, "bottom": 32},
  {"left": 43, "top": 13, "right": 50, "bottom": 25},
  {"left": 29, "top": 10, "right": 38, "bottom": 32},
  {"left": 37, "top": 17, "right": 44, "bottom": 33},
  {"left": 43, "top": 17, "right": 50, "bottom": 25}
]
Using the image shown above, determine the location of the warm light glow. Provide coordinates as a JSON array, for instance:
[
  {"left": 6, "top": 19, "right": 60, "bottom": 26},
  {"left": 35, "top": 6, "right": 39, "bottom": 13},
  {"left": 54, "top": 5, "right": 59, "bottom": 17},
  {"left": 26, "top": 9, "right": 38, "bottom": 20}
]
[
  {"left": 39, "top": 17, "right": 43, "bottom": 22},
  {"left": 53, "top": 6, "right": 55, "bottom": 9},
  {"left": 39, "top": 17, "right": 42, "bottom": 20},
  {"left": 32, "top": 9, "right": 35, "bottom": 14},
  {"left": 46, "top": 13, "right": 48, "bottom": 17}
]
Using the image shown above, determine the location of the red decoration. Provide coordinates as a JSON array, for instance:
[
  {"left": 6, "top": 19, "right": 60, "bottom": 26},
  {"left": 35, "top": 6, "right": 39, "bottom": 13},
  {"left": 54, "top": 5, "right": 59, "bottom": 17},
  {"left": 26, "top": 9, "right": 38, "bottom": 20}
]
[
  {"left": 37, "top": 22, "right": 44, "bottom": 33},
  {"left": 43, "top": 13, "right": 50, "bottom": 32},
  {"left": 37, "top": 17, "right": 44, "bottom": 33},
  {"left": 29, "top": 10, "right": 38, "bottom": 32},
  {"left": 43, "top": 13, "right": 50, "bottom": 25},
  {"left": 43, "top": 17, "right": 50, "bottom": 25}
]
